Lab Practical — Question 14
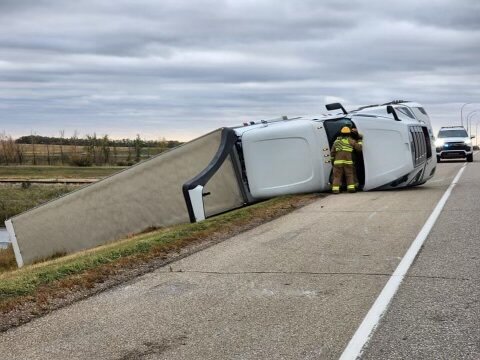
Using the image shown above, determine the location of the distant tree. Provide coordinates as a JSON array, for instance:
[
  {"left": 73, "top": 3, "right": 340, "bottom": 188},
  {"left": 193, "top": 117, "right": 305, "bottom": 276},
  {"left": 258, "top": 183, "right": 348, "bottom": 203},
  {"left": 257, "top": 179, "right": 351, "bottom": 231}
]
[
  {"left": 10, "top": 132, "right": 183, "bottom": 166},
  {"left": 167, "top": 140, "right": 181, "bottom": 148},
  {"left": 46, "top": 142, "right": 51, "bottom": 165},
  {"left": 0, "top": 132, "right": 9, "bottom": 164},
  {"left": 59, "top": 130, "right": 65, "bottom": 165},
  {"left": 15, "top": 142, "right": 24, "bottom": 164},
  {"left": 101, "top": 135, "right": 111, "bottom": 165},
  {"left": 85, "top": 134, "right": 97, "bottom": 164},
  {"left": 31, "top": 131, "right": 37, "bottom": 165},
  {"left": 0, "top": 132, "right": 25, "bottom": 164},
  {"left": 127, "top": 145, "right": 132, "bottom": 164},
  {"left": 71, "top": 130, "right": 79, "bottom": 156},
  {"left": 134, "top": 134, "right": 142, "bottom": 163},
  {"left": 112, "top": 143, "right": 118, "bottom": 164}
]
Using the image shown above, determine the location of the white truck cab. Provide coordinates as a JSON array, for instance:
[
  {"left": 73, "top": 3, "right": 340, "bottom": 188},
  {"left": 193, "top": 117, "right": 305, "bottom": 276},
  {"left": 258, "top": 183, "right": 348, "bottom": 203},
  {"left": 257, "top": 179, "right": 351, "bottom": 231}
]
[{"left": 183, "top": 100, "right": 437, "bottom": 221}]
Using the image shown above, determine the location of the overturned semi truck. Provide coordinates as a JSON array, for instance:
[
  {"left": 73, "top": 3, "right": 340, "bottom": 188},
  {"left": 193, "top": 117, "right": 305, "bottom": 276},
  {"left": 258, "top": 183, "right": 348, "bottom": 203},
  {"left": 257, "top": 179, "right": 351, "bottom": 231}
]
[{"left": 5, "top": 100, "right": 436, "bottom": 267}]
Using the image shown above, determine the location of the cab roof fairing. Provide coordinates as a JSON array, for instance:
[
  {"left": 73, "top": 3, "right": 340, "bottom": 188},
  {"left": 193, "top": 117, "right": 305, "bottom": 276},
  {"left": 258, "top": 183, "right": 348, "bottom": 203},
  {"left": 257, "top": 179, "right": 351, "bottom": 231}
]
[
  {"left": 352, "top": 104, "right": 428, "bottom": 125},
  {"left": 232, "top": 113, "right": 347, "bottom": 137},
  {"left": 231, "top": 102, "right": 430, "bottom": 138}
]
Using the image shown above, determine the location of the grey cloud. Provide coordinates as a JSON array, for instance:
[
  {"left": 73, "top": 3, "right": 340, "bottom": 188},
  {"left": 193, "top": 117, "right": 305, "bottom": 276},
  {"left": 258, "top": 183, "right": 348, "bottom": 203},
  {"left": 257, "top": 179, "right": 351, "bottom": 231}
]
[{"left": 0, "top": 0, "right": 479, "bottom": 140}]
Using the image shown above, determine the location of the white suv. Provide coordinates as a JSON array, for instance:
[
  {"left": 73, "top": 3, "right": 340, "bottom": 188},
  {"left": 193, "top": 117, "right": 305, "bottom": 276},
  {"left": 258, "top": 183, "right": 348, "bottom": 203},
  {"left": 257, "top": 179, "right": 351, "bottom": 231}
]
[{"left": 435, "top": 126, "right": 473, "bottom": 162}]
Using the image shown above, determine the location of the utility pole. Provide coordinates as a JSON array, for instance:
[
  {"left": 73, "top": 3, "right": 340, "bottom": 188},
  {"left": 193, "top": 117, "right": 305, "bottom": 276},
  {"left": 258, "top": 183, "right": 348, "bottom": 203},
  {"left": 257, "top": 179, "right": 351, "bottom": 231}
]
[
  {"left": 461, "top": 103, "right": 470, "bottom": 127},
  {"left": 467, "top": 111, "right": 479, "bottom": 136},
  {"left": 475, "top": 120, "right": 479, "bottom": 147}
]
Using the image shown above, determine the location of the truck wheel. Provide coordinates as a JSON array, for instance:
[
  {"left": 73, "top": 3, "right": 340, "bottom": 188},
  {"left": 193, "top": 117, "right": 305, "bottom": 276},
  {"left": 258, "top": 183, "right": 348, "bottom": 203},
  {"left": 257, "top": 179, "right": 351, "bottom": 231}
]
[
  {"left": 467, "top": 154, "right": 473, "bottom": 162},
  {"left": 437, "top": 156, "right": 441, "bottom": 163}
]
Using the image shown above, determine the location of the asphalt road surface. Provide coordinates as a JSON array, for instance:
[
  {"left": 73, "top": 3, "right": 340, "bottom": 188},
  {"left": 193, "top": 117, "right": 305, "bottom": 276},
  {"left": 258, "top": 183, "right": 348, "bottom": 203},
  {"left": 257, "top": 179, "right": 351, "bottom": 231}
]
[{"left": 0, "top": 157, "right": 478, "bottom": 359}]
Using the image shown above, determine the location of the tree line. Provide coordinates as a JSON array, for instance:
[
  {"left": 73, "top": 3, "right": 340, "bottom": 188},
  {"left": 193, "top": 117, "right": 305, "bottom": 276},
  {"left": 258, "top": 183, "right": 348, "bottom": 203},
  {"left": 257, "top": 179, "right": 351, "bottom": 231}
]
[
  {"left": 0, "top": 132, "right": 183, "bottom": 166},
  {"left": 15, "top": 134, "right": 181, "bottom": 149}
]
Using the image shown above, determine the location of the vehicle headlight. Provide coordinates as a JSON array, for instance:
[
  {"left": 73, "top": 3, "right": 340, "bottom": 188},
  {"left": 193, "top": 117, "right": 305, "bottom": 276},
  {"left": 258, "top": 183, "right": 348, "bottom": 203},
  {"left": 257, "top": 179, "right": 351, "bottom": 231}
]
[
  {"left": 465, "top": 139, "right": 472, "bottom": 145},
  {"left": 434, "top": 139, "right": 444, "bottom": 147}
]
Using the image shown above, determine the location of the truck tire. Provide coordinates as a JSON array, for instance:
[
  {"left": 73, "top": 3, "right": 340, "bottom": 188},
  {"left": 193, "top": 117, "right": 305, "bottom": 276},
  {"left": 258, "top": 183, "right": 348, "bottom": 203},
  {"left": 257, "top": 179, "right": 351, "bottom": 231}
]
[
  {"left": 437, "top": 156, "right": 441, "bottom": 163},
  {"left": 467, "top": 154, "right": 473, "bottom": 162}
]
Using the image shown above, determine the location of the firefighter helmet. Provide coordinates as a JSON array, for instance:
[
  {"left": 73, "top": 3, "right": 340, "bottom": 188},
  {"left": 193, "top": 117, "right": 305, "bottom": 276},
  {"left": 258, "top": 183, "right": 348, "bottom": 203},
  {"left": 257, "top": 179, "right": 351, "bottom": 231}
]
[{"left": 340, "top": 126, "right": 351, "bottom": 134}]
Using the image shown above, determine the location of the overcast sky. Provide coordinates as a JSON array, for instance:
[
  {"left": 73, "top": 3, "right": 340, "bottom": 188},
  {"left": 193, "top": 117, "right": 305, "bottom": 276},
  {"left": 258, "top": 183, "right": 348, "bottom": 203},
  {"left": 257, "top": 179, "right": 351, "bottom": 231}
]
[{"left": 1, "top": 0, "right": 479, "bottom": 141}]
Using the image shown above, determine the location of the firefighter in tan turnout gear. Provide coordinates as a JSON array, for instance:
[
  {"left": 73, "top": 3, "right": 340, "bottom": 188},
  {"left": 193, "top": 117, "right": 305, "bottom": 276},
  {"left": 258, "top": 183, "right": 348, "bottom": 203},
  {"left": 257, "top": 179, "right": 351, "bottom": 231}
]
[{"left": 330, "top": 126, "right": 363, "bottom": 194}]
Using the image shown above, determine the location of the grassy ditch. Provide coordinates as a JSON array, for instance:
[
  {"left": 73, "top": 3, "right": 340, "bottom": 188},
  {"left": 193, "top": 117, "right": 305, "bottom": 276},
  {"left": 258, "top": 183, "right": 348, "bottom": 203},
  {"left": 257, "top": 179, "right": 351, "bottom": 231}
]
[
  {"left": 0, "top": 194, "right": 319, "bottom": 328},
  {"left": 0, "top": 247, "right": 16, "bottom": 272},
  {"left": 0, "top": 166, "right": 124, "bottom": 180},
  {"left": 0, "top": 183, "right": 80, "bottom": 222}
]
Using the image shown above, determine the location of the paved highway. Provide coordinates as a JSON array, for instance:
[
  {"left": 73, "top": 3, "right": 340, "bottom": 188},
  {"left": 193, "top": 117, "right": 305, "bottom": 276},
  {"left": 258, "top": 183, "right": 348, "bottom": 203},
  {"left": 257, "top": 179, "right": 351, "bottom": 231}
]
[{"left": 0, "top": 158, "right": 478, "bottom": 359}]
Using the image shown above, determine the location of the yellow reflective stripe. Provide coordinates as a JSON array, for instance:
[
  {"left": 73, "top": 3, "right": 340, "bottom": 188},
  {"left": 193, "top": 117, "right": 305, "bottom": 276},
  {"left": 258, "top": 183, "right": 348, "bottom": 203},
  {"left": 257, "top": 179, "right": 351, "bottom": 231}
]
[
  {"left": 335, "top": 146, "right": 353, "bottom": 152},
  {"left": 335, "top": 141, "right": 354, "bottom": 151},
  {"left": 347, "top": 184, "right": 356, "bottom": 189},
  {"left": 332, "top": 185, "right": 340, "bottom": 191},
  {"left": 334, "top": 160, "right": 354, "bottom": 165}
]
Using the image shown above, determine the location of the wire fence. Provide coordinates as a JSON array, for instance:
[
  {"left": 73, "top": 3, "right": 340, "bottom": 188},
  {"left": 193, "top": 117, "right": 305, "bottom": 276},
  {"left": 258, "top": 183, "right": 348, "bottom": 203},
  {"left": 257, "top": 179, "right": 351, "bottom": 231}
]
[{"left": 0, "top": 141, "right": 170, "bottom": 166}]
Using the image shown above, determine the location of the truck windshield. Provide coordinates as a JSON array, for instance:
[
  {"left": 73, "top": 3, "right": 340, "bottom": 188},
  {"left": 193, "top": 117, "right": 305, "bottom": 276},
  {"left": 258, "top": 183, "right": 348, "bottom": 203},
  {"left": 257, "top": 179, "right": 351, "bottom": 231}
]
[{"left": 438, "top": 130, "right": 468, "bottom": 138}]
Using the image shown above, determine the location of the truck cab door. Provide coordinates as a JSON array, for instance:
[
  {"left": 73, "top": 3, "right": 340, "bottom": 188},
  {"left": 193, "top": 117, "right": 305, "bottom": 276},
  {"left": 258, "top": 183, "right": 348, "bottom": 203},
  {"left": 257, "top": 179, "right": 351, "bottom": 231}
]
[{"left": 352, "top": 116, "right": 414, "bottom": 191}]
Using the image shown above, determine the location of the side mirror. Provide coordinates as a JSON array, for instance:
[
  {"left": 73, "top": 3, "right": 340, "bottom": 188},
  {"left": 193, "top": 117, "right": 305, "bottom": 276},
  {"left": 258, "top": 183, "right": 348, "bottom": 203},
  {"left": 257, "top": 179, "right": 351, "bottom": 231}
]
[
  {"left": 387, "top": 105, "right": 401, "bottom": 121},
  {"left": 325, "top": 102, "right": 347, "bottom": 114}
]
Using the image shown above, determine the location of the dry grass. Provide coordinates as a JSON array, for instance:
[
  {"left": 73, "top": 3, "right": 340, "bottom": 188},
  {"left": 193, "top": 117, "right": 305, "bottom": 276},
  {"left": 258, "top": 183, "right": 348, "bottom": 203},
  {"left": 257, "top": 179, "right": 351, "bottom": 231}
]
[
  {"left": 18, "top": 144, "right": 162, "bottom": 157},
  {"left": 0, "top": 247, "right": 16, "bottom": 272},
  {"left": 0, "top": 166, "right": 124, "bottom": 179},
  {"left": 15, "top": 144, "right": 164, "bottom": 166},
  {"left": 0, "top": 183, "right": 80, "bottom": 221},
  {"left": 0, "top": 194, "right": 320, "bottom": 329}
]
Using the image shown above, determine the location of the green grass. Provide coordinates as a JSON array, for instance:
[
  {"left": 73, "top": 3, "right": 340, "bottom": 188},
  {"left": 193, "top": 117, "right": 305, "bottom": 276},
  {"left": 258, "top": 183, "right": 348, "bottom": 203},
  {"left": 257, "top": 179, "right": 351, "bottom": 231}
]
[
  {"left": 0, "top": 166, "right": 125, "bottom": 179},
  {"left": 0, "top": 194, "right": 316, "bottom": 310},
  {"left": 0, "top": 184, "right": 80, "bottom": 221}
]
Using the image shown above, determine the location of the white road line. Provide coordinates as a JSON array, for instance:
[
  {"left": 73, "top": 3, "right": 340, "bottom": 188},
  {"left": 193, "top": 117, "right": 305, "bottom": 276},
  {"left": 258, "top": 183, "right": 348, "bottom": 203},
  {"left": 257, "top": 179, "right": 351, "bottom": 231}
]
[{"left": 339, "top": 163, "right": 468, "bottom": 360}]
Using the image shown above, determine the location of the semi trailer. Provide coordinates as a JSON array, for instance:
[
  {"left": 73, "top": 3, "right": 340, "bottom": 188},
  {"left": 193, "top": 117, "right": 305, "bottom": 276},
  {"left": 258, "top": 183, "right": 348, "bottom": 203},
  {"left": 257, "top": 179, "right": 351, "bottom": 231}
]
[{"left": 6, "top": 100, "right": 437, "bottom": 267}]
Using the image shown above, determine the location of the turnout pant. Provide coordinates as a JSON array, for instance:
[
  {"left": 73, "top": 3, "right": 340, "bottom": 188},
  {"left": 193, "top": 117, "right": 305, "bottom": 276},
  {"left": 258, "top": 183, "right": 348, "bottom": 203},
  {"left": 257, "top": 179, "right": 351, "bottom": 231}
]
[{"left": 332, "top": 164, "right": 356, "bottom": 192}]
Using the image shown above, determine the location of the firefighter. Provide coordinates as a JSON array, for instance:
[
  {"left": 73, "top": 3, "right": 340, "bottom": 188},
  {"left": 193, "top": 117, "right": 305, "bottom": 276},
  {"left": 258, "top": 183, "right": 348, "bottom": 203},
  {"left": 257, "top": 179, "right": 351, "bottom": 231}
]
[{"left": 330, "top": 126, "right": 363, "bottom": 194}]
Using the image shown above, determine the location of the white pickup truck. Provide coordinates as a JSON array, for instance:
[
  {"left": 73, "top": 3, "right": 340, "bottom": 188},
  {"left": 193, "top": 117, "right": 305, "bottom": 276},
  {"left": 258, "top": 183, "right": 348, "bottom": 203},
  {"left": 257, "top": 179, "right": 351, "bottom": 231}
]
[{"left": 183, "top": 100, "right": 437, "bottom": 222}]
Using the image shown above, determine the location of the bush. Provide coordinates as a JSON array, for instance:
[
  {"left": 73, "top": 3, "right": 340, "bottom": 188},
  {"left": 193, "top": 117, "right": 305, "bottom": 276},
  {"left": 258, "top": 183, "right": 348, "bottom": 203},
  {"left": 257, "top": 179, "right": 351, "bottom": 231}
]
[
  {"left": 21, "top": 182, "right": 31, "bottom": 189},
  {"left": 116, "top": 161, "right": 134, "bottom": 166},
  {"left": 70, "top": 156, "right": 92, "bottom": 167}
]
